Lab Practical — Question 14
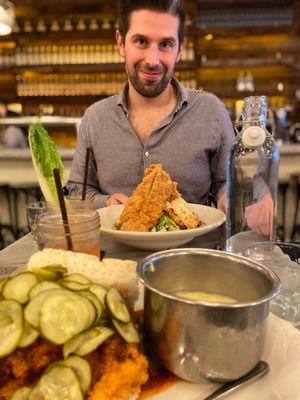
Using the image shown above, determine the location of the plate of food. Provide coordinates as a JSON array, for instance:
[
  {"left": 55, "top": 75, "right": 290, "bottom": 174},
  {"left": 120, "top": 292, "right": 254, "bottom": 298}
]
[
  {"left": 97, "top": 164, "right": 225, "bottom": 250},
  {"left": 1, "top": 249, "right": 300, "bottom": 400}
]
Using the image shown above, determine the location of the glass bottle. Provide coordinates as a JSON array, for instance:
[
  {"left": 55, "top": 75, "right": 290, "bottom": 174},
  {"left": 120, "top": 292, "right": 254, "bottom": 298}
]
[{"left": 226, "top": 96, "right": 279, "bottom": 253}]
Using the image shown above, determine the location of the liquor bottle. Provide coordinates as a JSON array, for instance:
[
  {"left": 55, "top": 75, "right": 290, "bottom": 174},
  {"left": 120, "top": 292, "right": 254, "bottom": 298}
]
[{"left": 226, "top": 96, "right": 279, "bottom": 253}]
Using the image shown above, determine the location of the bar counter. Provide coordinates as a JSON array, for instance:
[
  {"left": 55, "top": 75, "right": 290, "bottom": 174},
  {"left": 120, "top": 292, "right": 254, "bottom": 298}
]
[{"left": 1, "top": 143, "right": 300, "bottom": 185}]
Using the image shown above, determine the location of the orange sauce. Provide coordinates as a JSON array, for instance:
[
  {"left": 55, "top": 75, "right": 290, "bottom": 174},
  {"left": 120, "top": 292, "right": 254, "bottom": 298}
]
[{"left": 133, "top": 310, "right": 179, "bottom": 398}]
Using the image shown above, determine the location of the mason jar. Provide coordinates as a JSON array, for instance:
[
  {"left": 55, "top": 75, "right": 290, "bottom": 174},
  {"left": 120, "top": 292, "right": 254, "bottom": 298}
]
[{"left": 37, "top": 210, "right": 100, "bottom": 258}]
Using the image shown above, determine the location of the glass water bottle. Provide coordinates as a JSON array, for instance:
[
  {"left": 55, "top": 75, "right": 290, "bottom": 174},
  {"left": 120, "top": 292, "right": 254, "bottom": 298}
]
[{"left": 226, "top": 96, "right": 279, "bottom": 253}]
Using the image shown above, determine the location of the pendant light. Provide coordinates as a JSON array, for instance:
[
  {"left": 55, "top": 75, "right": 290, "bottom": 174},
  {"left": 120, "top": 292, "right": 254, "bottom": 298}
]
[{"left": 0, "top": 0, "right": 15, "bottom": 36}]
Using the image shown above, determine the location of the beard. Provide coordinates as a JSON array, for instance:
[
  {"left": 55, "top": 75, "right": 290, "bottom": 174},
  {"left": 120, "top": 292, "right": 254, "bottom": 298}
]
[{"left": 126, "top": 62, "right": 173, "bottom": 98}]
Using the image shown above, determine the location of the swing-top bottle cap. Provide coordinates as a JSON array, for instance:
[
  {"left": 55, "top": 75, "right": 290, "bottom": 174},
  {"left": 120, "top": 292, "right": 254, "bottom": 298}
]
[
  {"left": 241, "top": 96, "right": 267, "bottom": 148},
  {"left": 242, "top": 126, "right": 266, "bottom": 148}
]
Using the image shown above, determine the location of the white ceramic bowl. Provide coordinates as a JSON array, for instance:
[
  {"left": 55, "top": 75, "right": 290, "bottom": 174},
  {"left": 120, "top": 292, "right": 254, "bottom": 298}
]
[{"left": 97, "top": 204, "right": 225, "bottom": 250}]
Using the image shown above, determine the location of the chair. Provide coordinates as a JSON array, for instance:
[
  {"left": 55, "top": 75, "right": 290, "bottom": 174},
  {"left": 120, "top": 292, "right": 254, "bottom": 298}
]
[
  {"left": 0, "top": 185, "right": 15, "bottom": 249},
  {"left": 9, "top": 185, "right": 43, "bottom": 239},
  {"left": 291, "top": 174, "right": 300, "bottom": 243},
  {"left": 276, "top": 182, "right": 289, "bottom": 241}
]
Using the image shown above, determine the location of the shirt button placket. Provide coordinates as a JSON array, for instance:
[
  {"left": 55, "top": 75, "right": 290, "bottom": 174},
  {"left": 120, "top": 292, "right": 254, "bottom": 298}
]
[{"left": 144, "top": 149, "right": 150, "bottom": 169}]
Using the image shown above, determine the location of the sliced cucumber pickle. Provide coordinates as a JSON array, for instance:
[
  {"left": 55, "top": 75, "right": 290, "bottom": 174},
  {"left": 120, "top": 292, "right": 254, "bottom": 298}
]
[
  {"left": 64, "top": 273, "right": 91, "bottom": 285},
  {"left": 25, "top": 288, "right": 67, "bottom": 328},
  {"left": 29, "top": 281, "right": 61, "bottom": 300},
  {"left": 18, "top": 322, "right": 39, "bottom": 348},
  {"left": 39, "top": 292, "right": 95, "bottom": 344},
  {"left": 2, "top": 272, "right": 38, "bottom": 304},
  {"left": 59, "top": 356, "right": 91, "bottom": 393},
  {"left": 60, "top": 280, "right": 90, "bottom": 291},
  {"left": 31, "top": 268, "right": 63, "bottom": 281},
  {"left": 112, "top": 318, "right": 140, "bottom": 344},
  {"left": 63, "top": 331, "right": 87, "bottom": 359},
  {"left": 11, "top": 387, "right": 32, "bottom": 400},
  {"left": 0, "top": 300, "right": 23, "bottom": 357},
  {"left": 106, "top": 287, "right": 130, "bottom": 323},
  {"left": 0, "top": 277, "right": 9, "bottom": 293},
  {"left": 63, "top": 326, "right": 114, "bottom": 358},
  {"left": 74, "top": 326, "right": 114, "bottom": 356},
  {"left": 80, "top": 291, "right": 103, "bottom": 322},
  {"left": 43, "top": 264, "right": 68, "bottom": 274},
  {"left": 28, "top": 365, "right": 83, "bottom": 400},
  {"left": 89, "top": 284, "right": 107, "bottom": 305},
  {"left": 25, "top": 288, "right": 95, "bottom": 330}
]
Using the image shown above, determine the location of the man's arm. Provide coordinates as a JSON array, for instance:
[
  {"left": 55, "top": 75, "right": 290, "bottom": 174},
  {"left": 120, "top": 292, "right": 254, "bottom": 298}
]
[
  {"left": 210, "top": 102, "right": 235, "bottom": 205},
  {"left": 67, "top": 117, "right": 110, "bottom": 209},
  {"left": 245, "top": 194, "right": 274, "bottom": 238},
  {"left": 217, "top": 192, "right": 226, "bottom": 213}
]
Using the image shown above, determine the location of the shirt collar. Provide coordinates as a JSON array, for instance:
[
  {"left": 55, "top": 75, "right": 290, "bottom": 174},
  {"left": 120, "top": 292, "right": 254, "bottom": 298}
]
[{"left": 117, "top": 76, "right": 189, "bottom": 115}]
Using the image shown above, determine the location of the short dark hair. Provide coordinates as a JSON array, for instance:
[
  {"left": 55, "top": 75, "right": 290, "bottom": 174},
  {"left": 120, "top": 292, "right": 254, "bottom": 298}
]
[{"left": 118, "top": 0, "right": 185, "bottom": 45}]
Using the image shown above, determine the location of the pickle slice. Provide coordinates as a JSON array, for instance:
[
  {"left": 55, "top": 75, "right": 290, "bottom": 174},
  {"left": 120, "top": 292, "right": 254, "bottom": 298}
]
[
  {"left": 63, "top": 326, "right": 114, "bottom": 358},
  {"left": 11, "top": 387, "right": 32, "bottom": 400},
  {"left": 28, "top": 365, "right": 83, "bottom": 400},
  {"left": 43, "top": 265, "right": 68, "bottom": 274},
  {"left": 89, "top": 284, "right": 107, "bottom": 305},
  {"left": 63, "top": 273, "right": 91, "bottom": 285},
  {"left": 106, "top": 287, "right": 130, "bottom": 323},
  {"left": 39, "top": 293, "right": 95, "bottom": 344},
  {"left": 2, "top": 272, "right": 38, "bottom": 304},
  {"left": 25, "top": 288, "right": 95, "bottom": 330},
  {"left": 59, "top": 356, "right": 91, "bottom": 393},
  {"left": 0, "top": 300, "right": 23, "bottom": 357},
  {"left": 18, "top": 322, "right": 39, "bottom": 348},
  {"left": 112, "top": 318, "right": 140, "bottom": 344},
  {"left": 31, "top": 268, "right": 63, "bottom": 281},
  {"left": 0, "top": 278, "right": 9, "bottom": 293},
  {"left": 80, "top": 291, "right": 103, "bottom": 322},
  {"left": 60, "top": 280, "right": 90, "bottom": 291},
  {"left": 29, "top": 281, "right": 61, "bottom": 300}
]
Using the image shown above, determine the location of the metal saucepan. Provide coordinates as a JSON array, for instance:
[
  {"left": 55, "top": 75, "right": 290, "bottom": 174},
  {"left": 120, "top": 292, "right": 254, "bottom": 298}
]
[{"left": 138, "top": 248, "right": 281, "bottom": 383}]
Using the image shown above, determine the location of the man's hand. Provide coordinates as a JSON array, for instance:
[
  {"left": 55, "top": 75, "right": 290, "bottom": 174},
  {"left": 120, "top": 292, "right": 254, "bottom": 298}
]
[
  {"left": 106, "top": 193, "right": 130, "bottom": 207},
  {"left": 217, "top": 193, "right": 226, "bottom": 213},
  {"left": 245, "top": 194, "right": 274, "bottom": 238}
]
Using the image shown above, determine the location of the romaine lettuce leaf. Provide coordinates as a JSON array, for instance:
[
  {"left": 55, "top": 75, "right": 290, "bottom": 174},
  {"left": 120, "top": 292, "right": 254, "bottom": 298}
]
[
  {"left": 155, "top": 213, "right": 180, "bottom": 232},
  {"left": 29, "top": 123, "right": 65, "bottom": 202}
]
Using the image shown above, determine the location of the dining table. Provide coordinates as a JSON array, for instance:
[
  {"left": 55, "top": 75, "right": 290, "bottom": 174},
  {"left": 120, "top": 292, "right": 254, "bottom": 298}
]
[
  {"left": 0, "top": 226, "right": 224, "bottom": 267},
  {"left": 1, "top": 230, "right": 300, "bottom": 400}
]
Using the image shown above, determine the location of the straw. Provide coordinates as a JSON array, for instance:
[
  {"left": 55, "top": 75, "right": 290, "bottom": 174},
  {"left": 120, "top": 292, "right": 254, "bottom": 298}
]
[
  {"left": 53, "top": 168, "right": 73, "bottom": 251},
  {"left": 82, "top": 147, "right": 91, "bottom": 200}
]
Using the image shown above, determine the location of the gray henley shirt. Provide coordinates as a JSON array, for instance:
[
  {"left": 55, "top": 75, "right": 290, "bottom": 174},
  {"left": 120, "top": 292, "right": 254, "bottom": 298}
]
[{"left": 67, "top": 78, "right": 235, "bottom": 209}]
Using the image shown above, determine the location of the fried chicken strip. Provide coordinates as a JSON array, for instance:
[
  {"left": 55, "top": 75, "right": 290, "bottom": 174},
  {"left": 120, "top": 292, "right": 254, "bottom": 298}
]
[
  {"left": 118, "top": 164, "right": 178, "bottom": 231},
  {"left": 165, "top": 197, "right": 205, "bottom": 229}
]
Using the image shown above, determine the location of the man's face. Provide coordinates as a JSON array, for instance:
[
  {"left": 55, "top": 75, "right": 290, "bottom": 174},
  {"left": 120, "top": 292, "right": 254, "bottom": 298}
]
[{"left": 116, "top": 10, "right": 181, "bottom": 98}]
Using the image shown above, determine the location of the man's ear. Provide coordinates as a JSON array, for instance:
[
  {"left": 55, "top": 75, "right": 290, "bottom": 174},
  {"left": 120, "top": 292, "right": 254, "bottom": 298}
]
[
  {"left": 116, "top": 30, "right": 125, "bottom": 59},
  {"left": 177, "top": 37, "right": 186, "bottom": 63}
]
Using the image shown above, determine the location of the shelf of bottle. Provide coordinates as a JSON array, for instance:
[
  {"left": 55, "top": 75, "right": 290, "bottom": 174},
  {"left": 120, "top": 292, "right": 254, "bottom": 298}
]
[
  {"left": 0, "top": 29, "right": 117, "bottom": 43},
  {"left": 0, "top": 60, "right": 198, "bottom": 74}
]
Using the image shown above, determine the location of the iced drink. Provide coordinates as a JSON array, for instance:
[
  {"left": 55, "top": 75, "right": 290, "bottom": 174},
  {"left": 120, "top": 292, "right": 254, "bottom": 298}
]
[{"left": 37, "top": 210, "right": 100, "bottom": 258}]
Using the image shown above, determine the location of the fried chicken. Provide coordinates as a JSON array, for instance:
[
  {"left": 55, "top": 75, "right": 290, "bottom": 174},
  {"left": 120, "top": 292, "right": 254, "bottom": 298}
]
[
  {"left": 116, "top": 163, "right": 205, "bottom": 232},
  {"left": 0, "top": 339, "right": 62, "bottom": 400},
  {"left": 87, "top": 336, "right": 149, "bottom": 400},
  {"left": 165, "top": 197, "right": 205, "bottom": 229},
  {"left": 0, "top": 335, "right": 149, "bottom": 400},
  {"left": 118, "top": 164, "right": 179, "bottom": 231}
]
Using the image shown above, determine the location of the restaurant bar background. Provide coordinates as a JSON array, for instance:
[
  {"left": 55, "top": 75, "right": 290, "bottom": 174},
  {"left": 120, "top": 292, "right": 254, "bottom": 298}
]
[{"left": 1, "top": 0, "right": 300, "bottom": 249}]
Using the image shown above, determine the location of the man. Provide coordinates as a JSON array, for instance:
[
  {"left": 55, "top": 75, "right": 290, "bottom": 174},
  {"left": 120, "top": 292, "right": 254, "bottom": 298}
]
[
  {"left": 0, "top": 107, "right": 28, "bottom": 149},
  {"left": 68, "top": 0, "right": 234, "bottom": 212}
]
